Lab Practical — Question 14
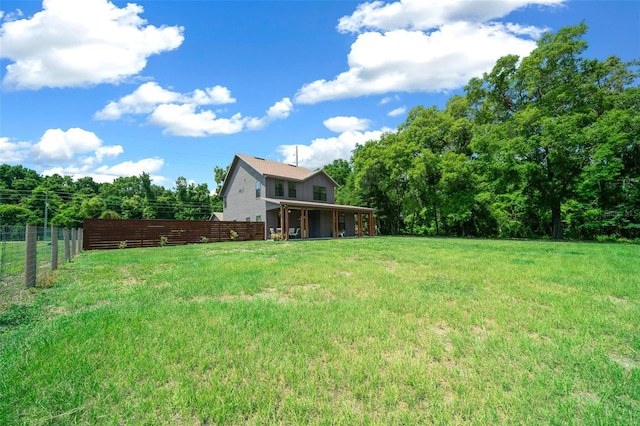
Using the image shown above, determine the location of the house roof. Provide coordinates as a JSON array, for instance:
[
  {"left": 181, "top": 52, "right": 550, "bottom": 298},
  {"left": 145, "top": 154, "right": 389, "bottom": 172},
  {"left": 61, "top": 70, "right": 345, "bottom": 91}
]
[
  {"left": 237, "top": 154, "right": 316, "bottom": 181},
  {"left": 220, "top": 153, "right": 339, "bottom": 196}
]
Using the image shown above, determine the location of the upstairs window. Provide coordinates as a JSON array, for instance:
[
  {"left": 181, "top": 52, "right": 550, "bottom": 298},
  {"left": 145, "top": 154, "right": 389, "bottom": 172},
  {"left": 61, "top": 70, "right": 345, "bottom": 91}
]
[
  {"left": 313, "top": 185, "right": 327, "bottom": 201},
  {"left": 255, "top": 181, "right": 261, "bottom": 198},
  {"left": 288, "top": 181, "right": 297, "bottom": 198},
  {"left": 275, "top": 180, "right": 284, "bottom": 197}
]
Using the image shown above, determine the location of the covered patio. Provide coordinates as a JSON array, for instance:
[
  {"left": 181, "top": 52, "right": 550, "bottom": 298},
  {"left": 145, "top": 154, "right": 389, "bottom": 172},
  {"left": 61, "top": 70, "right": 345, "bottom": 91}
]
[{"left": 264, "top": 198, "right": 375, "bottom": 240}]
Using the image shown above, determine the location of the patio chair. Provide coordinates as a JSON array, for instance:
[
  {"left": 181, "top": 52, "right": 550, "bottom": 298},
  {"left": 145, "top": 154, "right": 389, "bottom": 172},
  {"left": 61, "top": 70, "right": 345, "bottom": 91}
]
[
  {"left": 269, "top": 227, "right": 276, "bottom": 238},
  {"left": 289, "top": 227, "right": 300, "bottom": 239}
]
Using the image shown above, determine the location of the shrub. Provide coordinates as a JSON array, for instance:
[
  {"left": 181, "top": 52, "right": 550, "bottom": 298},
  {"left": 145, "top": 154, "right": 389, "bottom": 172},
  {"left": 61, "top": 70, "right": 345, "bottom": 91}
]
[
  {"left": 271, "top": 233, "right": 282, "bottom": 241},
  {"left": 200, "top": 236, "right": 209, "bottom": 244},
  {"left": 118, "top": 240, "right": 127, "bottom": 249},
  {"left": 159, "top": 236, "right": 168, "bottom": 247},
  {"left": 229, "top": 229, "right": 238, "bottom": 241}
]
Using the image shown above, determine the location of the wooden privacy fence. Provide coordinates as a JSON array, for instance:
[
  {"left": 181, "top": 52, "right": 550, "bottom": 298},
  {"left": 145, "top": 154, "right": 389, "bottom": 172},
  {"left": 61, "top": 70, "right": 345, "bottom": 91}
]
[{"left": 83, "top": 219, "right": 265, "bottom": 250}]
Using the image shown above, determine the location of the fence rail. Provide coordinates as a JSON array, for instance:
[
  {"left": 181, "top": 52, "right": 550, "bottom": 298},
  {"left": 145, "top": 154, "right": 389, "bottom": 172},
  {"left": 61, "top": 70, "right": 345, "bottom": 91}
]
[
  {"left": 83, "top": 219, "right": 265, "bottom": 250},
  {"left": 0, "top": 224, "right": 82, "bottom": 292}
]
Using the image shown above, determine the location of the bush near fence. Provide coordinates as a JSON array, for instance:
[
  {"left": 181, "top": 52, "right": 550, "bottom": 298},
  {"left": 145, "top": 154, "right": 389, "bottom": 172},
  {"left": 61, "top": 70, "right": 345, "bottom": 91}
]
[{"left": 83, "top": 219, "right": 265, "bottom": 250}]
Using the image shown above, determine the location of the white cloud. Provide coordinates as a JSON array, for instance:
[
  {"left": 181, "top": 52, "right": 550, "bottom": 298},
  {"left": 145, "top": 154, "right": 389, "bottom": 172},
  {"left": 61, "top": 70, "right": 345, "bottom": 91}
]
[
  {"left": 94, "top": 82, "right": 236, "bottom": 120},
  {"left": 323, "top": 116, "right": 371, "bottom": 133},
  {"left": 278, "top": 127, "right": 392, "bottom": 170},
  {"left": 149, "top": 104, "right": 246, "bottom": 137},
  {"left": 101, "top": 82, "right": 293, "bottom": 136},
  {"left": 42, "top": 157, "right": 165, "bottom": 183},
  {"left": 388, "top": 106, "right": 406, "bottom": 117},
  {"left": 295, "top": 23, "right": 537, "bottom": 104},
  {"left": 245, "top": 98, "right": 294, "bottom": 130},
  {"left": 295, "top": 0, "right": 562, "bottom": 104},
  {"left": 191, "top": 86, "right": 236, "bottom": 106},
  {"left": 337, "top": 0, "right": 563, "bottom": 33},
  {"left": 3, "top": 128, "right": 164, "bottom": 184},
  {"left": 0, "top": 137, "right": 31, "bottom": 162},
  {"left": 92, "top": 158, "right": 165, "bottom": 182},
  {"left": 32, "top": 128, "right": 124, "bottom": 166},
  {"left": 379, "top": 95, "right": 400, "bottom": 105},
  {"left": 0, "top": 0, "right": 184, "bottom": 90}
]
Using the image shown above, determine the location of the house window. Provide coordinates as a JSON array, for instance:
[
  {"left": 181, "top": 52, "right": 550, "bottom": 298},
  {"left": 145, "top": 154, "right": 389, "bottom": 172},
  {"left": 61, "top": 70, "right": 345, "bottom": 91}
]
[
  {"left": 313, "top": 185, "right": 327, "bottom": 201},
  {"left": 288, "top": 181, "right": 297, "bottom": 198},
  {"left": 339, "top": 214, "right": 345, "bottom": 232},
  {"left": 256, "top": 215, "right": 262, "bottom": 222},
  {"left": 246, "top": 217, "right": 251, "bottom": 222},
  {"left": 255, "top": 181, "right": 261, "bottom": 198},
  {"left": 275, "top": 180, "right": 284, "bottom": 197}
]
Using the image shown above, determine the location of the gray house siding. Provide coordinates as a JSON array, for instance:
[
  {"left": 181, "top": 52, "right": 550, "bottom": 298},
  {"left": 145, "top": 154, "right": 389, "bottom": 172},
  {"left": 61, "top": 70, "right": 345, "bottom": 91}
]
[
  {"left": 222, "top": 160, "right": 267, "bottom": 229},
  {"left": 300, "top": 174, "right": 336, "bottom": 204},
  {"left": 266, "top": 174, "right": 335, "bottom": 204}
]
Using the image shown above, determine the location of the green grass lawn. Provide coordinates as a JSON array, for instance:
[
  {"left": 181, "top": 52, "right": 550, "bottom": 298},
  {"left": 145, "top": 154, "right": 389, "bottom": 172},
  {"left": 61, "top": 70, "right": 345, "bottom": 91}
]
[{"left": 1, "top": 237, "right": 639, "bottom": 424}]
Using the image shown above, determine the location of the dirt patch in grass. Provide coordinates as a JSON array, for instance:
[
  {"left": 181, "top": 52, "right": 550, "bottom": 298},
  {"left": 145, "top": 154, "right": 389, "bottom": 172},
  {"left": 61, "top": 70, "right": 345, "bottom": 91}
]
[
  {"left": 608, "top": 354, "right": 639, "bottom": 370},
  {"left": 217, "top": 288, "right": 296, "bottom": 303}
]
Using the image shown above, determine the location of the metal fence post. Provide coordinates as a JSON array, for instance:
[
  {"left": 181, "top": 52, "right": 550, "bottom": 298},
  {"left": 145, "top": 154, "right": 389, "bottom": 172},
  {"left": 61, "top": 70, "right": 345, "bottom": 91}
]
[
  {"left": 71, "top": 228, "right": 77, "bottom": 258},
  {"left": 51, "top": 226, "right": 59, "bottom": 270},
  {"left": 64, "top": 229, "right": 70, "bottom": 262},
  {"left": 25, "top": 224, "right": 37, "bottom": 288}
]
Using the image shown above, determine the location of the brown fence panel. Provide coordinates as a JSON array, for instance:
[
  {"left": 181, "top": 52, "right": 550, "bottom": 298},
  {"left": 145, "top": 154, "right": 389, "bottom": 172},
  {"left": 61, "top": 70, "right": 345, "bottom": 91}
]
[{"left": 83, "top": 219, "right": 265, "bottom": 250}]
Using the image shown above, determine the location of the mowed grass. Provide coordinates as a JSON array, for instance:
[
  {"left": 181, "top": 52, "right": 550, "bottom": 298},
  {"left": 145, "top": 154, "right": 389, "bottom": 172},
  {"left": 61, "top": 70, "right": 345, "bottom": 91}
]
[{"left": 1, "top": 237, "right": 639, "bottom": 424}]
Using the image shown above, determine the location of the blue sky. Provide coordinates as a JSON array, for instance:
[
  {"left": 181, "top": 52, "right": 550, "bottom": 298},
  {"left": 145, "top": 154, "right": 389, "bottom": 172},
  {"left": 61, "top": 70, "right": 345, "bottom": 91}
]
[{"left": 1, "top": 0, "right": 639, "bottom": 191}]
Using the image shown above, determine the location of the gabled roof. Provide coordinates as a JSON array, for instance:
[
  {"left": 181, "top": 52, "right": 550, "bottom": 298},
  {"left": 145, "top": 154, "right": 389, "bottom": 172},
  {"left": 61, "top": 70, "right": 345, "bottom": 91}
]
[
  {"left": 237, "top": 154, "right": 315, "bottom": 181},
  {"left": 220, "top": 153, "right": 339, "bottom": 196}
]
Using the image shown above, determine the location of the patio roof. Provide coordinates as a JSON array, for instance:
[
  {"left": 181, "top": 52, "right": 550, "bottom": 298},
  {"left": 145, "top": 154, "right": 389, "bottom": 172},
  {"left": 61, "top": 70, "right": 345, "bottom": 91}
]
[{"left": 264, "top": 197, "right": 374, "bottom": 213}]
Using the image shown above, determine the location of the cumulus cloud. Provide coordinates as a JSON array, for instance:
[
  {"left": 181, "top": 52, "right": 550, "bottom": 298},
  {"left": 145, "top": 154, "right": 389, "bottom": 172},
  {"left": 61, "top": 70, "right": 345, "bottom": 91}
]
[
  {"left": 295, "top": 0, "right": 561, "bottom": 104},
  {"left": 0, "top": 0, "right": 184, "bottom": 90},
  {"left": 336, "top": 0, "right": 563, "bottom": 33},
  {"left": 42, "top": 157, "right": 165, "bottom": 183},
  {"left": 323, "top": 116, "right": 372, "bottom": 133},
  {"left": 2, "top": 128, "right": 164, "bottom": 183},
  {"left": 94, "top": 82, "right": 236, "bottom": 120},
  {"left": 0, "top": 137, "right": 31, "bottom": 162},
  {"left": 388, "top": 106, "right": 406, "bottom": 117},
  {"left": 245, "top": 98, "right": 294, "bottom": 130},
  {"left": 277, "top": 116, "right": 392, "bottom": 169},
  {"left": 32, "top": 128, "right": 123, "bottom": 166},
  {"left": 92, "top": 158, "right": 165, "bottom": 182},
  {"left": 295, "top": 23, "right": 538, "bottom": 104},
  {"left": 149, "top": 104, "right": 246, "bottom": 137},
  {"left": 98, "top": 82, "right": 293, "bottom": 136}
]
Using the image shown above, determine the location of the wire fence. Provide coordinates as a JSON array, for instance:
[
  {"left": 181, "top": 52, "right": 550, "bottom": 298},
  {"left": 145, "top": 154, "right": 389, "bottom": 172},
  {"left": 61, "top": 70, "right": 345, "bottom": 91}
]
[{"left": 1, "top": 225, "right": 82, "bottom": 306}]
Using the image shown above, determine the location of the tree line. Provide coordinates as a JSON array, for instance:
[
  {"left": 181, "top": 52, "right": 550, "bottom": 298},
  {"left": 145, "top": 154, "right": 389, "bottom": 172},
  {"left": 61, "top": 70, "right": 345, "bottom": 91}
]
[
  {"left": 323, "top": 24, "right": 639, "bottom": 241},
  {"left": 0, "top": 167, "right": 222, "bottom": 229},
  {"left": 3, "top": 25, "right": 637, "bottom": 241}
]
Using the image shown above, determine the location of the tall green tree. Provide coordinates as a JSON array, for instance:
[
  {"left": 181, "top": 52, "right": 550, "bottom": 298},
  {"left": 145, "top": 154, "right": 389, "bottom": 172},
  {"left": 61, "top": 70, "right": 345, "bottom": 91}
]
[{"left": 467, "top": 23, "right": 637, "bottom": 239}]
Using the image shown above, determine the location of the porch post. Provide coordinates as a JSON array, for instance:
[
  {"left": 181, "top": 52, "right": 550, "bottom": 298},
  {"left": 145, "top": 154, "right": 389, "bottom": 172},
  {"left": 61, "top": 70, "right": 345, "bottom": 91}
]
[
  {"left": 280, "top": 205, "right": 285, "bottom": 240},
  {"left": 301, "top": 208, "right": 308, "bottom": 239},
  {"left": 368, "top": 212, "right": 375, "bottom": 236},
  {"left": 357, "top": 212, "right": 363, "bottom": 237},
  {"left": 332, "top": 210, "right": 338, "bottom": 238},
  {"left": 284, "top": 205, "right": 289, "bottom": 240}
]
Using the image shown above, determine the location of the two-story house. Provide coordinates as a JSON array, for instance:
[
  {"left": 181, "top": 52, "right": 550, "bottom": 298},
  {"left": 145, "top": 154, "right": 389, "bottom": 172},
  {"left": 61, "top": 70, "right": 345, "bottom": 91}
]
[{"left": 220, "top": 154, "right": 375, "bottom": 240}]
